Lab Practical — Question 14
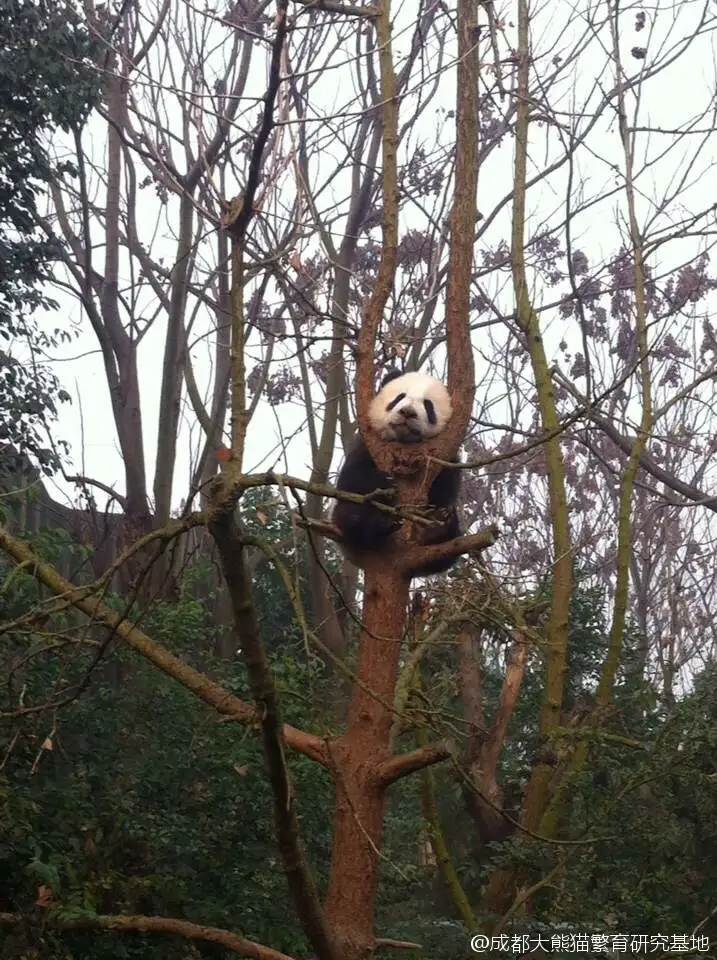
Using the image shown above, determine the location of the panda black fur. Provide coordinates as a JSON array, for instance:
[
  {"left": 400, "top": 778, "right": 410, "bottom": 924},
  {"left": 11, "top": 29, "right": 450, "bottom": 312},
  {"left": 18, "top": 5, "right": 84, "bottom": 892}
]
[{"left": 333, "top": 370, "right": 462, "bottom": 578}]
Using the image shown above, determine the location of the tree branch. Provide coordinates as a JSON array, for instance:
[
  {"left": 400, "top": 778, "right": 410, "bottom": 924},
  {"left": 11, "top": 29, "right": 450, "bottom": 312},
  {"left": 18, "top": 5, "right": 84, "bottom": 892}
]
[
  {"left": 375, "top": 740, "right": 453, "bottom": 786},
  {"left": 556, "top": 373, "right": 717, "bottom": 512},
  {"left": 374, "top": 936, "right": 422, "bottom": 951},
  {"left": 354, "top": 0, "right": 398, "bottom": 467},
  {"left": 398, "top": 525, "right": 500, "bottom": 574},
  {"left": 294, "top": 0, "right": 379, "bottom": 17},
  {"left": 443, "top": 0, "right": 480, "bottom": 450},
  {"left": 65, "top": 474, "right": 128, "bottom": 510},
  {"left": 0, "top": 912, "right": 295, "bottom": 960},
  {"left": 508, "top": 0, "right": 572, "bottom": 841},
  {"left": 0, "top": 526, "right": 327, "bottom": 766},
  {"left": 292, "top": 515, "right": 344, "bottom": 543},
  {"left": 225, "top": 0, "right": 290, "bottom": 244},
  {"left": 209, "top": 509, "right": 336, "bottom": 960}
]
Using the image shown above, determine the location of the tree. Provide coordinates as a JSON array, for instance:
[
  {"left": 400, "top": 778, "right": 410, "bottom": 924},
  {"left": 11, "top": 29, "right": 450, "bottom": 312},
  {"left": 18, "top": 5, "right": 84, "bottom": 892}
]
[
  {"left": 3, "top": 0, "right": 717, "bottom": 957},
  {"left": 0, "top": 0, "right": 99, "bottom": 471}
]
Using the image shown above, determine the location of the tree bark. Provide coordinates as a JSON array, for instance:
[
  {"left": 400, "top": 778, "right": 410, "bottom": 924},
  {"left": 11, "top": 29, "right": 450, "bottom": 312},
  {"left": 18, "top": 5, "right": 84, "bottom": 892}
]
[{"left": 324, "top": 567, "right": 409, "bottom": 958}]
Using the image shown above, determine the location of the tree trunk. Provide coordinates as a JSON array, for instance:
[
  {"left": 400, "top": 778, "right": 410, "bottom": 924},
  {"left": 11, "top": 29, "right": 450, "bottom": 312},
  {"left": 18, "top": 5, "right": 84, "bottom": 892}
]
[{"left": 324, "top": 568, "right": 409, "bottom": 957}]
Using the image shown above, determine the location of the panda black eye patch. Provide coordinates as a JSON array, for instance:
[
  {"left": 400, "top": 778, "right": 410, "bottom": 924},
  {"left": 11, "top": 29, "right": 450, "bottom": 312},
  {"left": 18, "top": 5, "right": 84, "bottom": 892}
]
[
  {"left": 423, "top": 399, "right": 437, "bottom": 424},
  {"left": 385, "top": 392, "right": 406, "bottom": 411}
]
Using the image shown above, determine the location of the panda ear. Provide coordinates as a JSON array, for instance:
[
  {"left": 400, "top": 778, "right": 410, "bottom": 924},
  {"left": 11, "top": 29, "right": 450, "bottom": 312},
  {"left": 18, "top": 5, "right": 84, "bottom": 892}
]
[{"left": 380, "top": 369, "right": 403, "bottom": 388}]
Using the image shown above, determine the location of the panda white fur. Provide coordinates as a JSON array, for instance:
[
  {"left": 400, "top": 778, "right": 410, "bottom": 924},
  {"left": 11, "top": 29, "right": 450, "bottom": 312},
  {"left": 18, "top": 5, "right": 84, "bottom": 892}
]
[{"left": 333, "top": 370, "right": 462, "bottom": 578}]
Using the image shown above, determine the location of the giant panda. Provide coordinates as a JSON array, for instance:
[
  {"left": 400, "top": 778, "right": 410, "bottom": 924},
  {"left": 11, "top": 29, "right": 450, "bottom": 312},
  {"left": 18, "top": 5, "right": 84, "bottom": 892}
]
[{"left": 332, "top": 370, "right": 462, "bottom": 578}]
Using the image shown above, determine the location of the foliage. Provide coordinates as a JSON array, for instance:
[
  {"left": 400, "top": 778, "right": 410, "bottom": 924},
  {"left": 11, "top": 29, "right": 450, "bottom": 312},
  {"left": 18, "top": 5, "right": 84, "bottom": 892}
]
[
  {"left": 2, "top": 543, "right": 717, "bottom": 956},
  {"left": 529, "top": 672, "right": 717, "bottom": 936},
  {"left": 238, "top": 486, "right": 341, "bottom": 661},
  {"left": 0, "top": 532, "right": 333, "bottom": 958},
  {"left": 0, "top": 0, "right": 100, "bottom": 471},
  {"left": 372, "top": 581, "right": 717, "bottom": 948}
]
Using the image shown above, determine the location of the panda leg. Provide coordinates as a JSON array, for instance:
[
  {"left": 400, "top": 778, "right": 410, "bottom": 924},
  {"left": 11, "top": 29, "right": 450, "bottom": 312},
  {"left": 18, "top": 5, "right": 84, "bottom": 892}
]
[
  {"left": 428, "top": 462, "right": 462, "bottom": 508},
  {"left": 409, "top": 507, "right": 461, "bottom": 577},
  {"left": 333, "top": 440, "right": 399, "bottom": 553},
  {"left": 332, "top": 499, "right": 398, "bottom": 552}
]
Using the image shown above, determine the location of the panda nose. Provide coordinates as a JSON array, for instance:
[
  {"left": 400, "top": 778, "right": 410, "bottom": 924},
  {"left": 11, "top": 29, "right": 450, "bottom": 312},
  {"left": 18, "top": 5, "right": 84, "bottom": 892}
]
[{"left": 400, "top": 407, "right": 418, "bottom": 420}]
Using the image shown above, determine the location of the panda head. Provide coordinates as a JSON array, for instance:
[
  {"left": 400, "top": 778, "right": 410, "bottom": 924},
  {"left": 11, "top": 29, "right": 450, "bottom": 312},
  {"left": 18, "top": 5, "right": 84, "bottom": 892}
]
[{"left": 368, "top": 370, "right": 452, "bottom": 443}]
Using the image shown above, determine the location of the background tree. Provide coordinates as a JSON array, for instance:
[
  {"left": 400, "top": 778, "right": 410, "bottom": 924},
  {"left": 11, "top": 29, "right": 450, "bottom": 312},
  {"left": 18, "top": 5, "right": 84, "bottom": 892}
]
[{"left": 0, "top": 0, "right": 99, "bottom": 472}]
